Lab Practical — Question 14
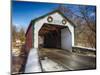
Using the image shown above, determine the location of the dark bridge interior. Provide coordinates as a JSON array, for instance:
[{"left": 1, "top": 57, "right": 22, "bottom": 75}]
[{"left": 39, "top": 23, "right": 66, "bottom": 49}]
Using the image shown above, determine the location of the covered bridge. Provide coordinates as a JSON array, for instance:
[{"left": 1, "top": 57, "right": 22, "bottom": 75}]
[{"left": 25, "top": 10, "right": 75, "bottom": 53}]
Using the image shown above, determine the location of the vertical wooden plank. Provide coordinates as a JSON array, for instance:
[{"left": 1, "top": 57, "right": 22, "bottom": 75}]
[{"left": 32, "top": 21, "right": 35, "bottom": 48}]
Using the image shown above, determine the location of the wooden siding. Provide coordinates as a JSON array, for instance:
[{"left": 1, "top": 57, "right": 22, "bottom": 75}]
[{"left": 25, "top": 24, "right": 33, "bottom": 53}]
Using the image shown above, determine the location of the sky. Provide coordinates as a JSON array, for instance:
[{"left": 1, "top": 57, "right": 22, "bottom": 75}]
[
  {"left": 12, "top": 1, "right": 59, "bottom": 30},
  {"left": 12, "top": 1, "right": 96, "bottom": 31}
]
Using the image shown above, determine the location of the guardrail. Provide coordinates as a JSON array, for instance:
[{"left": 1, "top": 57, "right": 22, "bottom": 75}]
[{"left": 72, "top": 46, "right": 96, "bottom": 56}]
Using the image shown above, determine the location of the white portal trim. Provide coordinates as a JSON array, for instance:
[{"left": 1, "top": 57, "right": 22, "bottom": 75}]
[{"left": 34, "top": 12, "right": 74, "bottom": 48}]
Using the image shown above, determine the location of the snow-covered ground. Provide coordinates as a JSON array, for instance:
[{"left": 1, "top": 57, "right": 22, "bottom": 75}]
[
  {"left": 12, "top": 48, "right": 20, "bottom": 56},
  {"left": 25, "top": 48, "right": 42, "bottom": 73},
  {"left": 74, "top": 46, "right": 96, "bottom": 51},
  {"left": 24, "top": 48, "right": 67, "bottom": 73},
  {"left": 41, "top": 57, "right": 66, "bottom": 72}
]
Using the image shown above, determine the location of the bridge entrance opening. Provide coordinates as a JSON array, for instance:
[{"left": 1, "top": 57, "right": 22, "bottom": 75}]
[{"left": 38, "top": 23, "right": 72, "bottom": 51}]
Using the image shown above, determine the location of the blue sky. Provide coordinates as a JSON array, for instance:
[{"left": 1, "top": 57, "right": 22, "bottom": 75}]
[
  {"left": 12, "top": 1, "right": 96, "bottom": 30},
  {"left": 12, "top": 1, "right": 59, "bottom": 30}
]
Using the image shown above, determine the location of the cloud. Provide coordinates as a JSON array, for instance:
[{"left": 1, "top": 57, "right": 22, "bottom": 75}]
[{"left": 90, "top": 12, "right": 95, "bottom": 17}]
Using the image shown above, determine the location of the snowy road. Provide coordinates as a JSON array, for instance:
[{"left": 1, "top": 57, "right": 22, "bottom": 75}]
[
  {"left": 39, "top": 48, "right": 96, "bottom": 71},
  {"left": 41, "top": 57, "right": 67, "bottom": 72}
]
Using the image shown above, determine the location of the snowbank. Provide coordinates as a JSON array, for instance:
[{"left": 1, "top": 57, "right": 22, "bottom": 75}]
[
  {"left": 41, "top": 57, "right": 66, "bottom": 71},
  {"left": 25, "top": 48, "right": 41, "bottom": 73},
  {"left": 73, "top": 46, "right": 96, "bottom": 51}
]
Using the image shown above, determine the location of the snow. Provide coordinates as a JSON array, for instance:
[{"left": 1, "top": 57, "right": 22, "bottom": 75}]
[
  {"left": 24, "top": 48, "right": 42, "bottom": 73},
  {"left": 24, "top": 48, "right": 67, "bottom": 73},
  {"left": 12, "top": 48, "right": 20, "bottom": 56},
  {"left": 41, "top": 57, "right": 66, "bottom": 71},
  {"left": 73, "top": 46, "right": 96, "bottom": 51}
]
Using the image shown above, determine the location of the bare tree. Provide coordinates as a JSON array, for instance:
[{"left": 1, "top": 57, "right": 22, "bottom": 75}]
[
  {"left": 19, "top": 27, "right": 25, "bottom": 43},
  {"left": 12, "top": 25, "right": 17, "bottom": 42},
  {"left": 77, "top": 6, "right": 96, "bottom": 48},
  {"left": 58, "top": 5, "right": 96, "bottom": 48},
  {"left": 78, "top": 6, "right": 96, "bottom": 33}
]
